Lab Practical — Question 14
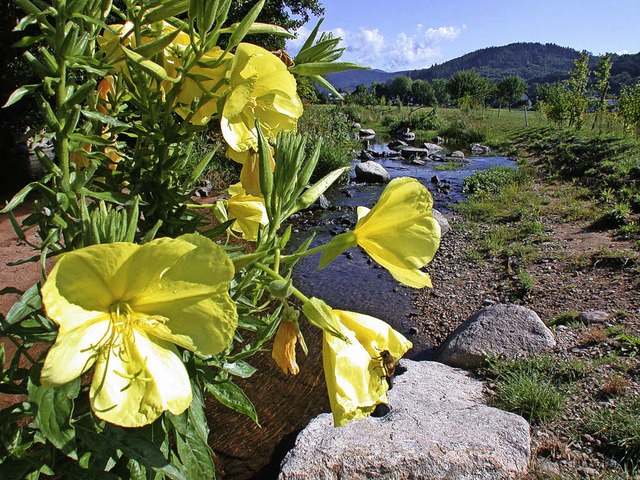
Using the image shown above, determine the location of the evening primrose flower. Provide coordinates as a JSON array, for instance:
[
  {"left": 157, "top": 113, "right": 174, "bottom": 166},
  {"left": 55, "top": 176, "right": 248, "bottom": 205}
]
[
  {"left": 172, "top": 47, "right": 233, "bottom": 125},
  {"left": 40, "top": 234, "right": 237, "bottom": 427},
  {"left": 215, "top": 183, "right": 268, "bottom": 241},
  {"left": 320, "top": 177, "right": 441, "bottom": 288},
  {"left": 226, "top": 146, "right": 275, "bottom": 197},
  {"left": 221, "top": 43, "right": 303, "bottom": 153},
  {"left": 303, "top": 299, "right": 412, "bottom": 426}
]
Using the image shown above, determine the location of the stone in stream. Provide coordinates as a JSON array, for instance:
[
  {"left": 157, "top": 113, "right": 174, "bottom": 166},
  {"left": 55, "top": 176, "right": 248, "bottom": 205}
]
[
  {"left": 354, "top": 161, "right": 390, "bottom": 183},
  {"left": 436, "top": 304, "right": 556, "bottom": 369},
  {"left": 400, "top": 147, "right": 430, "bottom": 160},
  {"left": 278, "top": 360, "right": 530, "bottom": 479}
]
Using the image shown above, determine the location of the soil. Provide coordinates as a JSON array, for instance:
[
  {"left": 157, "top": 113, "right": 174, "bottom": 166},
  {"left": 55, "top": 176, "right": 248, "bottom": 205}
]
[{"left": 1, "top": 175, "right": 639, "bottom": 478}]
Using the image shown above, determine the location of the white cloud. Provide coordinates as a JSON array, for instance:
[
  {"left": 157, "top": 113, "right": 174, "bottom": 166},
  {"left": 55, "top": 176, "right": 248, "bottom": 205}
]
[{"left": 286, "top": 23, "right": 466, "bottom": 71}]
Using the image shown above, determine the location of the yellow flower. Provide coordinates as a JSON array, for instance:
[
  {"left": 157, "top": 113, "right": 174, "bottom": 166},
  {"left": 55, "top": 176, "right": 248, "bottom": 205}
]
[
  {"left": 320, "top": 177, "right": 441, "bottom": 288},
  {"left": 215, "top": 183, "right": 268, "bottom": 241},
  {"left": 40, "top": 234, "right": 237, "bottom": 427},
  {"left": 305, "top": 301, "right": 412, "bottom": 426},
  {"left": 226, "top": 146, "right": 275, "bottom": 197},
  {"left": 173, "top": 46, "right": 233, "bottom": 125},
  {"left": 221, "top": 43, "right": 303, "bottom": 153}
]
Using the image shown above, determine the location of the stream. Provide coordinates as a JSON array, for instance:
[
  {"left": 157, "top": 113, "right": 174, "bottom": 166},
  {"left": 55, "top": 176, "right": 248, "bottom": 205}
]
[{"left": 291, "top": 137, "right": 516, "bottom": 358}]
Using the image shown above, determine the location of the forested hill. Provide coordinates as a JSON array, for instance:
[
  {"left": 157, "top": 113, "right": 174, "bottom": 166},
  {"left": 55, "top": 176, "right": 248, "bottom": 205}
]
[
  {"left": 405, "top": 43, "right": 578, "bottom": 83},
  {"left": 326, "top": 42, "right": 640, "bottom": 93}
]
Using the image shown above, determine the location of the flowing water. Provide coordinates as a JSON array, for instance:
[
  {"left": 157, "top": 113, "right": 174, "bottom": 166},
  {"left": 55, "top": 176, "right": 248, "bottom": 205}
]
[{"left": 292, "top": 138, "right": 516, "bottom": 357}]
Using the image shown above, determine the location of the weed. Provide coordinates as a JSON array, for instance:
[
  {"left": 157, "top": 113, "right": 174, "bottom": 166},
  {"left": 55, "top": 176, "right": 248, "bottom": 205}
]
[
  {"left": 599, "top": 374, "right": 629, "bottom": 397},
  {"left": 547, "top": 309, "right": 581, "bottom": 327},
  {"left": 583, "top": 395, "right": 640, "bottom": 464},
  {"left": 490, "top": 369, "right": 564, "bottom": 423}
]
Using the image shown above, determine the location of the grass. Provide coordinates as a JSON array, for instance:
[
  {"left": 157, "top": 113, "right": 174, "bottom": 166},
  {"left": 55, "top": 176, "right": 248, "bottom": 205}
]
[{"left": 584, "top": 396, "right": 640, "bottom": 465}]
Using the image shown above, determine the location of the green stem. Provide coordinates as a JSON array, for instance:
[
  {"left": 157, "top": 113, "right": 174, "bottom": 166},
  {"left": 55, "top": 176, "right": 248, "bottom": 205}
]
[
  {"left": 255, "top": 262, "right": 309, "bottom": 304},
  {"left": 280, "top": 243, "right": 329, "bottom": 263}
]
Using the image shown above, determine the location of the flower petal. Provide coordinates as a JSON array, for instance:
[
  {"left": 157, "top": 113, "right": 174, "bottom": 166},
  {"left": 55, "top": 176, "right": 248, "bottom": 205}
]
[
  {"left": 334, "top": 310, "right": 413, "bottom": 360},
  {"left": 90, "top": 330, "right": 192, "bottom": 427},
  {"left": 323, "top": 327, "right": 388, "bottom": 427},
  {"left": 42, "top": 243, "right": 140, "bottom": 322},
  {"left": 132, "top": 234, "right": 237, "bottom": 356},
  {"left": 41, "top": 317, "right": 111, "bottom": 386}
]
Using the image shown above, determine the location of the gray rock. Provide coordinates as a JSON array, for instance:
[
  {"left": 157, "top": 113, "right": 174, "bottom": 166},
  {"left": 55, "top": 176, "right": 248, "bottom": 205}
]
[
  {"left": 579, "top": 310, "right": 609, "bottom": 324},
  {"left": 449, "top": 150, "right": 465, "bottom": 160},
  {"left": 279, "top": 360, "right": 530, "bottom": 480},
  {"left": 359, "top": 128, "right": 376, "bottom": 137},
  {"left": 437, "top": 304, "right": 556, "bottom": 369},
  {"left": 354, "top": 161, "right": 390, "bottom": 183},
  {"left": 387, "top": 139, "right": 408, "bottom": 150},
  {"left": 470, "top": 143, "right": 491, "bottom": 154},
  {"left": 400, "top": 147, "right": 430, "bottom": 160},
  {"left": 422, "top": 142, "right": 444, "bottom": 152},
  {"left": 432, "top": 208, "right": 451, "bottom": 236}
]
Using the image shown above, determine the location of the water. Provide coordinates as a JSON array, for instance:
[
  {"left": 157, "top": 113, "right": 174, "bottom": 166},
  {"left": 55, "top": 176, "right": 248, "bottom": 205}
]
[{"left": 291, "top": 138, "right": 516, "bottom": 357}]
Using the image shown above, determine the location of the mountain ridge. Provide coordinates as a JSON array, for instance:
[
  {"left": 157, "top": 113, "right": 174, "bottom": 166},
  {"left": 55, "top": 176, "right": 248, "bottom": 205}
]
[{"left": 326, "top": 42, "right": 640, "bottom": 94}]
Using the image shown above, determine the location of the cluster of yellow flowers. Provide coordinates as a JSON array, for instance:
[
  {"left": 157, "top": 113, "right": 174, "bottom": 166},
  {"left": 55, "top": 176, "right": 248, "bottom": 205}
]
[{"left": 40, "top": 21, "right": 442, "bottom": 429}]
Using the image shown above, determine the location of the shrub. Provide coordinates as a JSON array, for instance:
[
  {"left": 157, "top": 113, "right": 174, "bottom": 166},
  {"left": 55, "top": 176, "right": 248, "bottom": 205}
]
[{"left": 462, "top": 166, "right": 529, "bottom": 197}]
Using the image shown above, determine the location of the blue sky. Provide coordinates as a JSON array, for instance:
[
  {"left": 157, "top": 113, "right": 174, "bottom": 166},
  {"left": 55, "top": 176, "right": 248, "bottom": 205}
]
[{"left": 286, "top": 0, "right": 640, "bottom": 72}]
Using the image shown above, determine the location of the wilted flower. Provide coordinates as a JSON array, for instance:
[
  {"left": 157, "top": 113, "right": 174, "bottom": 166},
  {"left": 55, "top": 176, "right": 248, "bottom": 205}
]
[
  {"left": 320, "top": 177, "right": 441, "bottom": 288},
  {"left": 303, "top": 299, "right": 412, "bottom": 426},
  {"left": 40, "top": 234, "right": 237, "bottom": 427},
  {"left": 221, "top": 43, "right": 303, "bottom": 153}
]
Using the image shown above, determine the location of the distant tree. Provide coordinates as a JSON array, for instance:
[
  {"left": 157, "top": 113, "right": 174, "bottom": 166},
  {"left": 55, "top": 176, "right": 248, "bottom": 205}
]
[
  {"left": 346, "top": 84, "right": 376, "bottom": 105},
  {"left": 226, "top": 0, "right": 324, "bottom": 50},
  {"left": 431, "top": 78, "right": 450, "bottom": 106},
  {"left": 617, "top": 82, "right": 640, "bottom": 138},
  {"left": 565, "top": 52, "right": 590, "bottom": 129},
  {"left": 446, "top": 70, "right": 494, "bottom": 108},
  {"left": 389, "top": 75, "right": 413, "bottom": 104},
  {"left": 591, "top": 54, "right": 612, "bottom": 132},
  {"left": 497, "top": 76, "right": 528, "bottom": 111},
  {"left": 411, "top": 79, "right": 435, "bottom": 106},
  {"left": 537, "top": 82, "right": 570, "bottom": 125}
]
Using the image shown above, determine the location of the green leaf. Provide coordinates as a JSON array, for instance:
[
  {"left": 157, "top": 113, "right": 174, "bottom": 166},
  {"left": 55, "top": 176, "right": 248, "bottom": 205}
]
[
  {"left": 222, "top": 0, "right": 265, "bottom": 54},
  {"left": 205, "top": 379, "right": 259, "bottom": 425},
  {"left": 143, "top": 0, "right": 190, "bottom": 24},
  {"left": 200, "top": 218, "right": 234, "bottom": 239},
  {"left": 135, "top": 28, "right": 182, "bottom": 59},
  {"left": 219, "top": 22, "right": 292, "bottom": 38},
  {"left": 120, "top": 46, "right": 174, "bottom": 83},
  {"left": 292, "top": 166, "right": 350, "bottom": 214},
  {"left": 310, "top": 74, "right": 343, "bottom": 100},
  {"left": 168, "top": 385, "right": 215, "bottom": 479},
  {"left": 290, "top": 61, "right": 369, "bottom": 77},
  {"left": 91, "top": 428, "right": 187, "bottom": 480},
  {"left": 2, "top": 85, "right": 39, "bottom": 108},
  {"left": 81, "top": 188, "right": 137, "bottom": 205},
  {"left": 0, "top": 182, "right": 38, "bottom": 213},
  {"left": 4, "top": 284, "right": 42, "bottom": 329},
  {"left": 223, "top": 360, "right": 256, "bottom": 378},
  {"left": 28, "top": 377, "right": 80, "bottom": 460}
]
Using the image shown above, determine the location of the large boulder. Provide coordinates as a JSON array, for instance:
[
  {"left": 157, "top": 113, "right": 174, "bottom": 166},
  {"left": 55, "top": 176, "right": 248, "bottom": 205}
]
[
  {"left": 354, "top": 161, "right": 391, "bottom": 183},
  {"left": 437, "top": 304, "right": 556, "bottom": 369},
  {"left": 422, "top": 142, "right": 444, "bottom": 152},
  {"left": 279, "top": 360, "right": 530, "bottom": 479}
]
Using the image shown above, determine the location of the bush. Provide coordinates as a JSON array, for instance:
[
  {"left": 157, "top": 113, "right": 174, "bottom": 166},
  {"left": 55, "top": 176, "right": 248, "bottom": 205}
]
[{"left": 462, "top": 166, "right": 529, "bottom": 196}]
